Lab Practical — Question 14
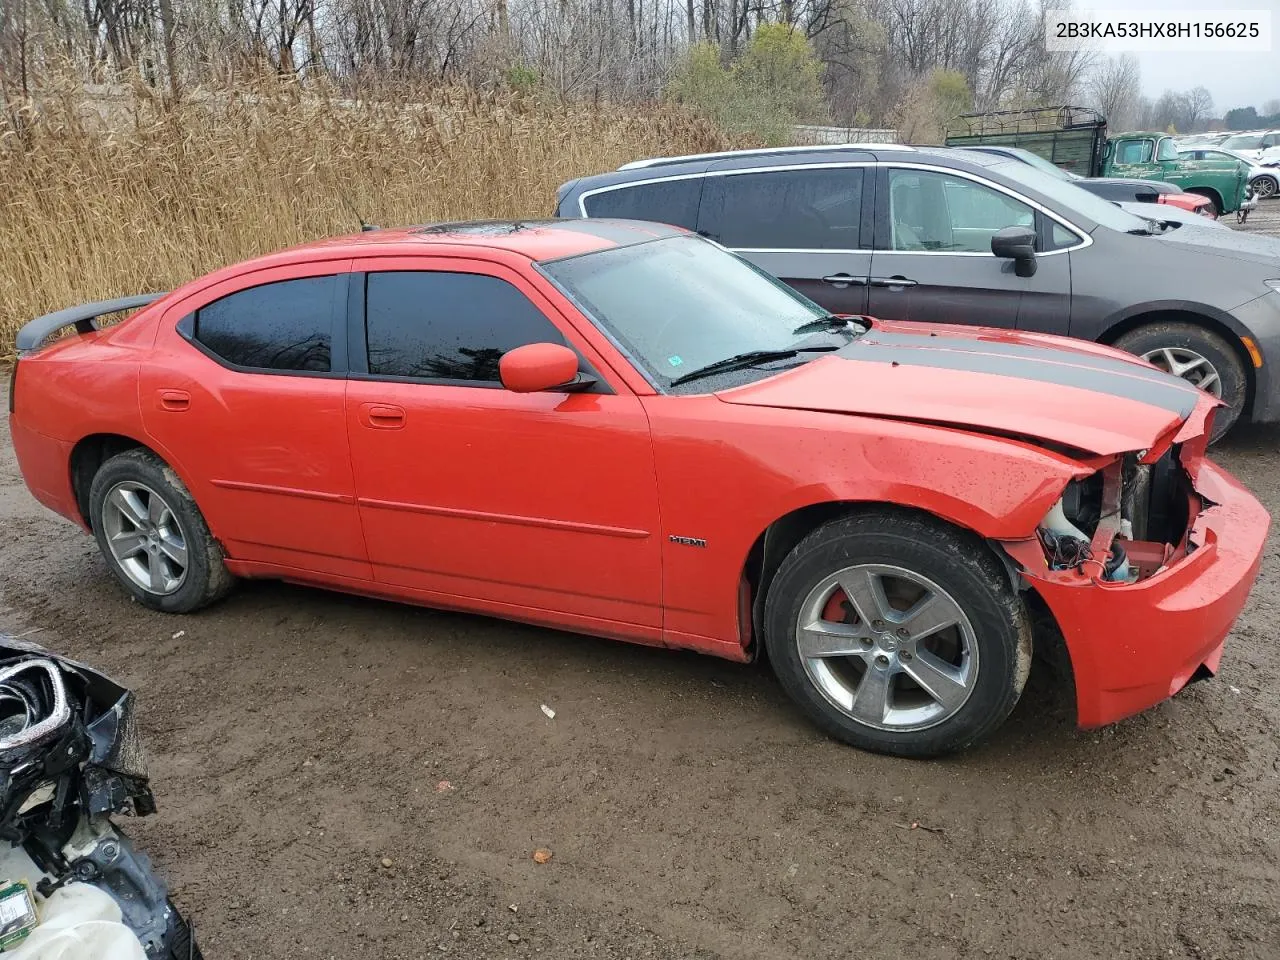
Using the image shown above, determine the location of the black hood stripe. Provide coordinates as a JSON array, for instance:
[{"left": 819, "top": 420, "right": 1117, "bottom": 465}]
[
  {"left": 860, "top": 329, "right": 1181, "bottom": 385},
  {"left": 838, "top": 340, "right": 1200, "bottom": 418}
]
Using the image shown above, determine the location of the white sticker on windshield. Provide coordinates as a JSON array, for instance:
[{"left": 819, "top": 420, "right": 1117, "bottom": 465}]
[{"left": 667, "top": 356, "right": 684, "bottom": 367}]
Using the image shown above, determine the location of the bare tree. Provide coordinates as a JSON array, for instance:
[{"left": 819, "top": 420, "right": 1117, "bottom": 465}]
[
  {"left": 1179, "top": 84, "right": 1212, "bottom": 132},
  {"left": 1086, "top": 53, "right": 1138, "bottom": 129}
]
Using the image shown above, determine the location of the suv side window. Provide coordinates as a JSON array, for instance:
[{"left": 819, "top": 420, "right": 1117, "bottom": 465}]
[
  {"left": 365, "top": 271, "right": 566, "bottom": 384},
  {"left": 888, "top": 169, "right": 1033, "bottom": 253},
  {"left": 698, "top": 168, "right": 864, "bottom": 249},
  {"left": 194, "top": 275, "right": 337, "bottom": 372},
  {"left": 581, "top": 179, "right": 701, "bottom": 230}
]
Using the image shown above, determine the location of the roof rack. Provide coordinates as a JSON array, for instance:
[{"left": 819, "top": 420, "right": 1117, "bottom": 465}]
[{"left": 618, "top": 142, "right": 913, "bottom": 171}]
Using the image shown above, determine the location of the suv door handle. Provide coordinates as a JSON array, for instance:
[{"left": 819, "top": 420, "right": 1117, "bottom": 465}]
[
  {"left": 868, "top": 276, "right": 918, "bottom": 288},
  {"left": 157, "top": 390, "right": 190, "bottom": 412},
  {"left": 360, "top": 402, "right": 406, "bottom": 429},
  {"left": 821, "top": 273, "right": 867, "bottom": 288}
]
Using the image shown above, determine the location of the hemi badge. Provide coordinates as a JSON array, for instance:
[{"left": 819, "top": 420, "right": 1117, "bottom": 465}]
[{"left": 669, "top": 535, "right": 707, "bottom": 548}]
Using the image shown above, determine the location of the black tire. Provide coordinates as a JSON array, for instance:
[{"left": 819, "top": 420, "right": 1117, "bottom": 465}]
[
  {"left": 1113, "top": 321, "right": 1247, "bottom": 441},
  {"left": 1184, "top": 188, "right": 1221, "bottom": 217},
  {"left": 763, "top": 510, "right": 1032, "bottom": 758},
  {"left": 88, "top": 449, "right": 234, "bottom": 613},
  {"left": 1252, "top": 175, "right": 1278, "bottom": 199}
]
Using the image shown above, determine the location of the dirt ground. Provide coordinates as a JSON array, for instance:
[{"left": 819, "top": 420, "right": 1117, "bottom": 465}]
[{"left": 3, "top": 208, "right": 1280, "bottom": 959}]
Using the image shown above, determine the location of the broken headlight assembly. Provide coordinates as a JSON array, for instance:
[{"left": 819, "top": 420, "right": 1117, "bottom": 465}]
[
  {"left": 0, "top": 638, "right": 200, "bottom": 958},
  {"left": 1037, "top": 448, "right": 1191, "bottom": 583}
]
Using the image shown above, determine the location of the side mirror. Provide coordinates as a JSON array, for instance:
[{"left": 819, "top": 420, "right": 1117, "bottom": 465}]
[
  {"left": 499, "top": 342, "right": 589, "bottom": 393},
  {"left": 990, "top": 225, "right": 1038, "bottom": 277}
]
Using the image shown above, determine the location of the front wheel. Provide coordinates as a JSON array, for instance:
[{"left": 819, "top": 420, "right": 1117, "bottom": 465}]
[
  {"left": 763, "top": 511, "right": 1032, "bottom": 758},
  {"left": 1113, "top": 321, "right": 1247, "bottom": 441},
  {"left": 1251, "top": 175, "right": 1277, "bottom": 199}
]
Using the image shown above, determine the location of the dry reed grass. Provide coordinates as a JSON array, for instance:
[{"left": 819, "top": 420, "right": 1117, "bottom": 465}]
[{"left": 0, "top": 85, "right": 732, "bottom": 355}]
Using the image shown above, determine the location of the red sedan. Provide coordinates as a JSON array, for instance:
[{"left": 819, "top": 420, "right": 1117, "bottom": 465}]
[{"left": 8, "top": 220, "right": 1268, "bottom": 756}]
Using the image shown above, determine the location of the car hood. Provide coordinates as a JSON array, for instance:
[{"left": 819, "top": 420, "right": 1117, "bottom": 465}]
[
  {"left": 715, "top": 320, "right": 1207, "bottom": 457},
  {"left": 1152, "top": 220, "right": 1280, "bottom": 265}
]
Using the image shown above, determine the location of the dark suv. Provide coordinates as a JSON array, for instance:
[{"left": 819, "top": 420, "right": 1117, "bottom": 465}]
[{"left": 555, "top": 144, "right": 1280, "bottom": 438}]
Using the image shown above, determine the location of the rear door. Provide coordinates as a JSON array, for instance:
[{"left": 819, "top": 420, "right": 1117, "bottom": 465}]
[
  {"left": 140, "top": 260, "right": 370, "bottom": 578},
  {"left": 696, "top": 164, "right": 873, "bottom": 315},
  {"left": 867, "top": 165, "right": 1072, "bottom": 331}
]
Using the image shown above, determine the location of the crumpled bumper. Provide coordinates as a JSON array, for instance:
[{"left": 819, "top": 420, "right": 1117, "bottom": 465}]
[{"left": 1006, "top": 457, "right": 1269, "bottom": 728}]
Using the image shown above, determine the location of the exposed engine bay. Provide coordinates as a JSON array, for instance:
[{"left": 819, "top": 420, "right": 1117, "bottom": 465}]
[
  {"left": 1038, "top": 447, "right": 1195, "bottom": 583},
  {"left": 0, "top": 637, "right": 198, "bottom": 958}
]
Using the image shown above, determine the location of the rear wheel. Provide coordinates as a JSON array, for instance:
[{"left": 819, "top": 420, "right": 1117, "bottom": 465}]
[
  {"left": 88, "top": 449, "right": 234, "bottom": 612},
  {"left": 1113, "top": 321, "right": 1246, "bottom": 441},
  {"left": 763, "top": 511, "right": 1032, "bottom": 758}
]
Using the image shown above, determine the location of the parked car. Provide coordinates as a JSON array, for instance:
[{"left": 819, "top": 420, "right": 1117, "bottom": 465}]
[
  {"left": 557, "top": 144, "right": 1280, "bottom": 437},
  {"left": 957, "top": 144, "right": 1218, "bottom": 216},
  {"left": 1179, "top": 145, "right": 1279, "bottom": 200},
  {"left": 944, "top": 107, "right": 1252, "bottom": 216},
  {"left": 1220, "top": 130, "right": 1280, "bottom": 164},
  {"left": 9, "top": 221, "right": 1269, "bottom": 757}
]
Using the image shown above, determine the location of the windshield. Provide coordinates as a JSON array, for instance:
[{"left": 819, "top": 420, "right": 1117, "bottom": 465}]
[
  {"left": 984, "top": 158, "right": 1152, "bottom": 233},
  {"left": 1223, "top": 134, "right": 1263, "bottom": 149},
  {"left": 542, "top": 235, "right": 838, "bottom": 389}
]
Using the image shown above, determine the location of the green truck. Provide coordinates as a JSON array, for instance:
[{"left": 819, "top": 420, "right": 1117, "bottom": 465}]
[{"left": 944, "top": 106, "right": 1251, "bottom": 216}]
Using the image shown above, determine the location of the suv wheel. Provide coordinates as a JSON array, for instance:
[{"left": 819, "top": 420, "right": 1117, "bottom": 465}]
[
  {"left": 763, "top": 511, "right": 1032, "bottom": 758},
  {"left": 89, "top": 449, "right": 235, "bottom": 613},
  {"left": 1114, "top": 322, "right": 1246, "bottom": 441}
]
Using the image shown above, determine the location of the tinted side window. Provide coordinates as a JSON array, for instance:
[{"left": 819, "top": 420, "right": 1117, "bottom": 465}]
[
  {"left": 195, "top": 276, "right": 335, "bottom": 372},
  {"left": 699, "top": 168, "right": 863, "bottom": 249},
  {"left": 365, "top": 272, "right": 565, "bottom": 383},
  {"left": 581, "top": 179, "right": 701, "bottom": 229}
]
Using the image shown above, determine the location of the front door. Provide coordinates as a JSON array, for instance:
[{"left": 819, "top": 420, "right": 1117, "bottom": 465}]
[
  {"left": 344, "top": 257, "right": 663, "bottom": 633},
  {"left": 867, "top": 166, "right": 1071, "bottom": 331},
  {"left": 697, "top": 164, "right": 873, "bottom": 315}
]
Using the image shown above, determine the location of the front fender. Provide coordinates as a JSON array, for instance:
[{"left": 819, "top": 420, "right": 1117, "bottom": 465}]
[{"left": 646, "top": 397, "right": 1094, "bottom": 648}]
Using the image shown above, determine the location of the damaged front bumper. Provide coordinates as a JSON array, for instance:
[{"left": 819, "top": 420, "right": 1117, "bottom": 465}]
[{"left": 1000, "top": 408, "right": 1270, "bottom": 728}]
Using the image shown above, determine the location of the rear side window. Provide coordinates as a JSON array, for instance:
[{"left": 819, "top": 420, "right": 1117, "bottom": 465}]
[
  {"left": 698, "top": 168, "right": 864, "bottom": 249},
  {"left": 194, "top": 276, "right": 336, "bottom": 372},
  {"left": 365, "top": 272, "right": 565, "bottom": 383},
  {"left": 581, "top": 179, "right": 701, "bottom": 229}
]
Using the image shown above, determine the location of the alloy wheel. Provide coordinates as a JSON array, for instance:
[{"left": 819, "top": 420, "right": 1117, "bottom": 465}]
[
  {"left": 101, "top": 481, "right": 189, "bottom": 596},
  {"left": 1141, "top": 346, "right": 1224, "bottom": 397},
  {"left": 795, "top": 564, "right": 978, "bottom": 731},
  {"left": 1253, "top": 176, "right": 1277, "bottom": 199}
]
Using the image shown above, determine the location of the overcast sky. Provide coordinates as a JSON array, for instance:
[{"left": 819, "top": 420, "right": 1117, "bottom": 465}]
[{"left": 1093, "top": 0, "right": 1280, "bottom": 112}]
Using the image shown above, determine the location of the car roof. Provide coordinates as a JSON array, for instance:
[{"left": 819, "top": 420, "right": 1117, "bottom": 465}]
[
  {"left": 282, "top": 218, "right": 686, "bottom": 263},
  {"left": 559, "top": 143, "right": 1001, "bottom": 200}
]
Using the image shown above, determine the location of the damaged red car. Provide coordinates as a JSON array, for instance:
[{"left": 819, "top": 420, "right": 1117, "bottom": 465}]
[{"left": 8, "top": 220, "right": 1269, "bottom": 756}]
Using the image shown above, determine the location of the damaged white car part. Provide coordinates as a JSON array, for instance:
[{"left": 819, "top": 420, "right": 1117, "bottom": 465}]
[{"left": 0, "top": 638, "right": 199, "bottom": 958}]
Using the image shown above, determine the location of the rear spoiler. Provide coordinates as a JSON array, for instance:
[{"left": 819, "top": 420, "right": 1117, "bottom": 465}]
[{"left": 15, "top": 293, "right": 167, "bottom": 354}]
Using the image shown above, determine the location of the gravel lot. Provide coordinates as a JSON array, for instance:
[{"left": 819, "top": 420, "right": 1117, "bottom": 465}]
[{"left": 1, "top": 205, "right": 1279, "bottom": 959}]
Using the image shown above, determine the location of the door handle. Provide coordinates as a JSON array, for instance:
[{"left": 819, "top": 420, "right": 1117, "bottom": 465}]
[
  {"left": 360, "top": 402, "right": 406, "bottom": 429},
  {"left": 157, "top": 390, "right": 190, "bottom": 412},
  {"left": 868, "top": 276, "right": 918, "bottom": 288},
  {"left": 821, "top": 273, "right": 868, "bottom": 288}
]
